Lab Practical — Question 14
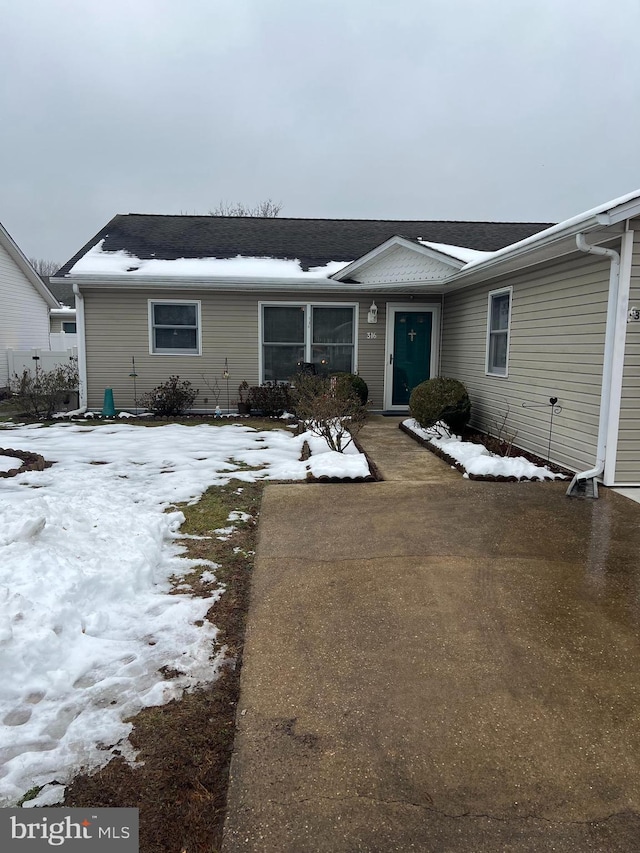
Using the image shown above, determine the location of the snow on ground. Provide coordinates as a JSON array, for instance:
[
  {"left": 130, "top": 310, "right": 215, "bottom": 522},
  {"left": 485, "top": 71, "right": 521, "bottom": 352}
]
[
  {"left": 403, "top": 419, "right": 565, "bottom": 480},
  {"left": 0, "top": 421, "right": 370, "bottom": 806},
  {"left": 0, "top": 455, "right": 23, "bottom": 474},
  {"left": 304, "top": 430, "right": 369, "bottom": 478}
]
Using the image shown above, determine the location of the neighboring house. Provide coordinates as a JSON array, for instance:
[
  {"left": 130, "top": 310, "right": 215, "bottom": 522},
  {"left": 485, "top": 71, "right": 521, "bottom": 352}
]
[
  {"left": 46, "top": 278, "right": 78, "bottom": 348},
  {"left": 52, "top": 188, "right": 640, "bottom": 485},
  {"left": 0, "top": 221, "right": 59, "bottom": 391}
]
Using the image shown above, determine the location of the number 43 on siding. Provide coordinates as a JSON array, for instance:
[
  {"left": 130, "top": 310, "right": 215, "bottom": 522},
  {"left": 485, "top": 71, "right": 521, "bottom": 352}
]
[{"left": 366, "top": 331, "right": 377, "bottom": 339}]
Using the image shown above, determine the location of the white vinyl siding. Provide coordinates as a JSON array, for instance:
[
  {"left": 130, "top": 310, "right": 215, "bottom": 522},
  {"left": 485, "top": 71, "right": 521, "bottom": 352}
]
[
  {"left": 616, "top": 226, "right": 640, "bottom": 482},
  {"left": 0, "top": 240, "right": 51, "bottom": 388},
  {"left": 441, "top": 254, "right": 610, "bottom": 474}
]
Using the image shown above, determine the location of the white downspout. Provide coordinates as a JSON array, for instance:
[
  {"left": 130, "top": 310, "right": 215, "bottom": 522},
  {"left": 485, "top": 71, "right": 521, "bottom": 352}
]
[
  {"left": 566, "top": 233, "right": 620, "bottom": 494},
  {"left": 73, "top": 284, "right": 87, "bottom": 408}
]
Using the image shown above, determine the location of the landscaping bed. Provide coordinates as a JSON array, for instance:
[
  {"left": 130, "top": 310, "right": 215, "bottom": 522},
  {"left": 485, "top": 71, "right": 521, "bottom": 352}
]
[
  {"left": 0, "top": 448, "right": 51, "bottom": 477},
  {"left": 401, "top": 419, "right": 571, "bottom": 481}
]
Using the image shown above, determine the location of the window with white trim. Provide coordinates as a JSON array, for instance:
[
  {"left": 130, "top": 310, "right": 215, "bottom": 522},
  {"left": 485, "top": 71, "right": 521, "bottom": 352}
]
[
  {"left": 149, "top": 300, "right": 201, "bottom": 354},
  {"left": 62, "top": 321, "right": 77, "bottom": 334},
  {"left": 261, "top": 303, "right": 356, "bottom": 382},
  {"left": 486, "top": 288, "right": 511, "bottom": 376}
]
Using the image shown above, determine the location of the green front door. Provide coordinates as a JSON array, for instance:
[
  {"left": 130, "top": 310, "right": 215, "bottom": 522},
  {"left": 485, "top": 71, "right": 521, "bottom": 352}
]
[{"left": 392, "top": 311, "right": 432, "bottom": 406}]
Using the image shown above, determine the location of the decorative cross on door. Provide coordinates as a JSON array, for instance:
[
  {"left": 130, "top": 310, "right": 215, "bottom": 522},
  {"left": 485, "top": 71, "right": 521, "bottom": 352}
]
[{"left": 408, "top": 329, "right": 417, "bottom": 341}]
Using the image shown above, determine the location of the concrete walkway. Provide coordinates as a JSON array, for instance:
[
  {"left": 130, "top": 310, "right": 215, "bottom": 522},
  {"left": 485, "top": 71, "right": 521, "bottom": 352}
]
[
  {"left": 222, "top": 417, "right": 640, "bottom": 852},
  {"left": 358, "top": 416, "right": 459, "bottom": 482}
]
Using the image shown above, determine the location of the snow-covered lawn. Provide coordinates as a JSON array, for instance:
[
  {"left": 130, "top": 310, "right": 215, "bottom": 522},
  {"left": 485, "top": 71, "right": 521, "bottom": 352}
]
[
  {"left": 403, "top": 419, "right": 566, "bottom": 480},
  {"left": 0, "top": 455, "right": 23, "bottom": 474},
  {"left": 0, "top": 421, "right": 369, "bottom": 807}
]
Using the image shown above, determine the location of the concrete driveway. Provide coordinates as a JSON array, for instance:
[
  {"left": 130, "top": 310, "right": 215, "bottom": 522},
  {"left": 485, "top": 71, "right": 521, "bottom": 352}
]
[{"left": 223, "top": 420, "right": 640, "bottom": 852}]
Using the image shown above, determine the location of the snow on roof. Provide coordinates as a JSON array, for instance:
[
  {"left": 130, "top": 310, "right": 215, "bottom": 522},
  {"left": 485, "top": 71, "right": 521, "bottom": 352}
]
[
  {"left": 417, "top": 240, "right": 494, "bottom": 264},
  {"left": 459, "top": 186, "right": 640, "bottom": 272},
  {"left": 66, "top": 187, "right": 640, "bottom": 284},
  {"left": 68, "top": 240, "right": 348, "bottom": 279}
]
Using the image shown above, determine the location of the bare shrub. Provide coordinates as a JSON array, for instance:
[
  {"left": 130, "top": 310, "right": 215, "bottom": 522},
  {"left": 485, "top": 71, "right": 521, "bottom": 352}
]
[
  {"left": 11, "top": 362, "right": 79, "bottom": 419},
  {"left": 292, "top": 373, "right": 368, "bottom": 452},
  {"left": 141, "top": 376, "right": 197, "bottom": 417},
  {"left": 487, "top": 405, "right": 519, "bottom": 457}
]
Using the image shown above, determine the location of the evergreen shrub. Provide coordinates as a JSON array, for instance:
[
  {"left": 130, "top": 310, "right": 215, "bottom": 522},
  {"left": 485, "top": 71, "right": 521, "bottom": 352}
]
[
  {"left": 332, "top": 373, "right": 368, "bottom": 405},
  {"left": 247, "top": 382, "right": 293, "bottom": 416},
  {"left": 409, "top": 377, "right": 471, "bottom": 434}
]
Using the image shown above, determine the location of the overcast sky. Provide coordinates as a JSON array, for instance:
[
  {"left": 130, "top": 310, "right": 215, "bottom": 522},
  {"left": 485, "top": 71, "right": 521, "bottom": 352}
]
[{"left": 1, "top": 0, "right": 640, "bottom": 264}]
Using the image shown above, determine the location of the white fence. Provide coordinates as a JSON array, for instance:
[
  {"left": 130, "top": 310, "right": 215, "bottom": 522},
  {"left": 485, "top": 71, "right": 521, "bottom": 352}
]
[
  {"left": 50, "top": 332, "right": 78, "bottom": 349},
  {"left": 7, "top": 347, "right": 78, "bottom": 379}
]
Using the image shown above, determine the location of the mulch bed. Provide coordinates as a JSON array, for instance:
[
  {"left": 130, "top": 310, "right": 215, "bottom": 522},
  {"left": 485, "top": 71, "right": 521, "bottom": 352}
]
[{"left": 399, "top": 422, "right": 573, "bottom": 481}]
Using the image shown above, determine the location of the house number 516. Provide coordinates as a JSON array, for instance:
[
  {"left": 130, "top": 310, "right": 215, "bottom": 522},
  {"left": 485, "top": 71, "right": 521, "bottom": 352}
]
[{"left": 366, "top": 332, "right": 377, "bottom": 339}]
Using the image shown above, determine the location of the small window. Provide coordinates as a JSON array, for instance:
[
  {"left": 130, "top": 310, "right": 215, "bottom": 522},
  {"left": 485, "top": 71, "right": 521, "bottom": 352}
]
[
  {"left": 486, "top": 288, "right": 511, "bottom": 376},
  {"left": 150, "top": 301, "right": 200, "bottom": 355},
  {"left": 62, "top": 321, "right": 77, "bottom": 334}
]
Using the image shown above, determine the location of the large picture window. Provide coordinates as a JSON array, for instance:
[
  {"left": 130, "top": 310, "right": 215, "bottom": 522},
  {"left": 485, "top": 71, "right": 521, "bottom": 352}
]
[
  {"left": 261, "top": 303, "right": 356, "bottom": 382},
  {"left": 149, "top": 301, "right": 201, "bottom": 355},
  {"left": 486, "top": 288, "right": 511, "bottom": 376}
]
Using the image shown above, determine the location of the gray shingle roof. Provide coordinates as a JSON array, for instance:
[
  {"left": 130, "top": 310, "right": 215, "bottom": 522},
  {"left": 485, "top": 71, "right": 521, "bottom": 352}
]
[
  {"left": 44, "top": 278, "right": 75, "bottom": 306},
  {"left": 56, "top": 213, "right": 554, "bottom": 277}
]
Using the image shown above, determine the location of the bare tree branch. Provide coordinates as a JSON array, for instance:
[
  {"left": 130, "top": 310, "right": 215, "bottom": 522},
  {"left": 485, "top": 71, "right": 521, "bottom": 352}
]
[
  {"left": 208, "top": 199, "right": 282, "bottom": 217},
  {"left": 29, "top": 258, "right": 60, "bottom": 276}
]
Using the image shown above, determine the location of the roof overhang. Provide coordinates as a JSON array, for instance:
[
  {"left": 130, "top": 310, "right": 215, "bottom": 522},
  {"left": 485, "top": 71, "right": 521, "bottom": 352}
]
[
  {"left": 444, "top": 220, "right": 626, "bottom": 291},
  {"left": 55, "top": 273, "right": 449, "bottom": 294}
]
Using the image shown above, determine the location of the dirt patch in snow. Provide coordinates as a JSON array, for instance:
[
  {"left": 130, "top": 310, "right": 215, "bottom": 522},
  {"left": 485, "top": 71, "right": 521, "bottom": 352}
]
[{"left": 64, "top": 479, "right": 263, "bottom": 853}]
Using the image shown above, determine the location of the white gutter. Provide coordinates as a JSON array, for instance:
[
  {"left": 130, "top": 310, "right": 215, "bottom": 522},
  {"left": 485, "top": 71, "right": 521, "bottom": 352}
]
[
  {"left": 73, "top": 284, "right": 87, "bottom": 408},
  {"left": 61, "top": 275, "right": 446, "bottom": 294},
  {"left": 566, "top": 233, "right": 621, "bottom": 494}
]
